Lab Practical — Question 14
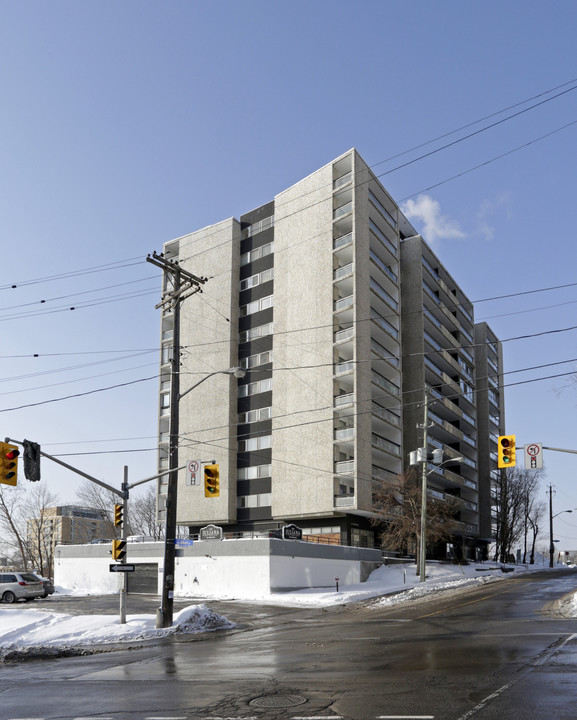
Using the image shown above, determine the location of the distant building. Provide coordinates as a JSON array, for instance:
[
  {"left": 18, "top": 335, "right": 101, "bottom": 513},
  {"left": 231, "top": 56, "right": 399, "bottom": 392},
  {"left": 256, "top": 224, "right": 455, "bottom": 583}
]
[
  {"left": 154, "top": 149, "right": 505, "bottom": 560},
  {"left": 27, "top": 505, "right": 112, "bottom": 570}
]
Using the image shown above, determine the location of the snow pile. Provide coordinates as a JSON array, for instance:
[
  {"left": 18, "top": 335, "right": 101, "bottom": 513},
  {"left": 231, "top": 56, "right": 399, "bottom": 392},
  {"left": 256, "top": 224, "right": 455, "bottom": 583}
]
[{"left": 0, "top": 604, "right": 234, "bottom": 661}]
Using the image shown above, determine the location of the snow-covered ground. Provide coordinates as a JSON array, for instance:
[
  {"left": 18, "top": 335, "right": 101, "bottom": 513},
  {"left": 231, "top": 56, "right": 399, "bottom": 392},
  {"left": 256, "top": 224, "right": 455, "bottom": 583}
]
[{"left": 0, "top": 561, "right": 575, "bottom": 659}]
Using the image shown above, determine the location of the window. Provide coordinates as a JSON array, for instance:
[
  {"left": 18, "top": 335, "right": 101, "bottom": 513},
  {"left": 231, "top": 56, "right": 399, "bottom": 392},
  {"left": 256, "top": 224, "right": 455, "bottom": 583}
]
[
  {"left": 240, "top": 215, "right": 274, "bottom": 240},
  {"left": 240, "top": 268, "right": 274, "bottom": 291},
  {"left": 238, "top": 435, "right": 272, "bottom": 453},
  {"left": 239, "top": 407, "right": 272, "bottom": 424},
  {"left": 237, "top": 492, "right": 272, "bottom": 508},
  {"left": 240, "top": 350, "right": 272, "bottom": 369},
  {"left": 240, "top": 241, "right": 274, "bottom": 266},
  {"left": 239, "top": 322, "right": 273, "bottom": 343},
  {"left": 240, "top": 295, "right": 274, "bottom": 317},
  {"left": 237, "top": 464, "right": 271, "bottom": 480},
  {"left": 238, "top": 378, "right": 272, "bottom": 398}
]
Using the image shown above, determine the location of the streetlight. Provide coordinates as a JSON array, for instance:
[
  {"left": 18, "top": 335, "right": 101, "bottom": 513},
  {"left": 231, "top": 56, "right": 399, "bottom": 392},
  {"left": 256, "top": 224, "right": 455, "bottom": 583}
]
[
  {"left": 156, "top": 365, "right": 246, "bottom": 629},
  {"left": 549, "top": 495, "right": 575, "bottom": 568},
  {"left": 419, "top": 454, "right": 464, "bottom": 582}
]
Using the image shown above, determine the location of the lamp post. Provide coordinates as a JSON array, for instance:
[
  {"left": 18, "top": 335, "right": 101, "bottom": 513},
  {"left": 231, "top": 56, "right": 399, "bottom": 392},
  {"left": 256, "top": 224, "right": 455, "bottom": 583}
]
[
  {"left": 549, "top": 489, "right": 574, "bottom": 568},
  {"left": 156, "top": 365, "right": 245, "bottom": 629},
  {"left": 419, "top": 454, "right": 464, "bottom": 582}
]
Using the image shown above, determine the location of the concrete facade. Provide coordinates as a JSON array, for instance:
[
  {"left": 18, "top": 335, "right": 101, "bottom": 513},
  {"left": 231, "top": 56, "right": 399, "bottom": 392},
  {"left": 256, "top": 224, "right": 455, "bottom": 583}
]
[{"left": 153, "top": 149, "right": 504, "bottom": 559}]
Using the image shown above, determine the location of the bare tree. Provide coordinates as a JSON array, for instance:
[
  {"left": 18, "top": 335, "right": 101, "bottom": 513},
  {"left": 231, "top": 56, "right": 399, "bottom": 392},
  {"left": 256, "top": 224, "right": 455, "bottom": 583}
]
[
  {"left": 527, "top": 499, "right": 546, "bottom": 565},
  {"left": 129, "top": 486, "right": 164, "bottom": 540},
  {"left": 26, "top": 484, "right": 60, "bottom": 577},
  {"left": 0, "top": 485, "right": 30, "bottom": 568},
  {"left": 372, "top": 470, "right": 460, "bottom": 571},
  {"left": 74, "top": 480, "right": 128, "bottom": 539},
  {"left": 493, "top": 467, "right": 543, "bottom": 563},
  {"left": 0, "top": 483, "right": 60, "bottom": 574}
]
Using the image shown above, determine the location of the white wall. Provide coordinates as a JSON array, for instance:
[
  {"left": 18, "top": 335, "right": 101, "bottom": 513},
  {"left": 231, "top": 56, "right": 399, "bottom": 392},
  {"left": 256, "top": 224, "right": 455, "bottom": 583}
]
[{"left": 54, "top": 539, "right": 381, "bottom": 597}]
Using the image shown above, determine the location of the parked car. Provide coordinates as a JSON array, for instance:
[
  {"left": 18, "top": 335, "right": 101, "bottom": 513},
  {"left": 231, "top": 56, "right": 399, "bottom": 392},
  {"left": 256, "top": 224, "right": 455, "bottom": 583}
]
[
  {"left": 34, "top": 576, "right": 55, "bottom": 597},
  {"left": 0, "top": 572, "right": 44, "bottom": 603}
]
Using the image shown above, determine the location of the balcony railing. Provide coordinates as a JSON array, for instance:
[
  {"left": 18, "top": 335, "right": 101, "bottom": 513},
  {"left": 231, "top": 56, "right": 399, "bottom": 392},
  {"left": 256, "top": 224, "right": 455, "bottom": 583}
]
[
  {"left": 334, "top": 295, "right": 354, "bottom": 313},
  {"left": 335, "top": 428, "right": 354, "bottom": 442},
  {"left": 334, "top": 361, "right": 354, "bottom": 375},
  {"left": 334, "top": 327, "right": 354, "bottom": 343},
  {"left": 335, "top": 460, "right": 354, "bottom": 475},
  {"left": 333, "top": 232, "right": 353, "bottom": 250},
  {"left": 334, "top": 262, "right": 353, "bottom": 280},
  {"left": 333, "top": 202, "right": 353, "bottom": 220}
]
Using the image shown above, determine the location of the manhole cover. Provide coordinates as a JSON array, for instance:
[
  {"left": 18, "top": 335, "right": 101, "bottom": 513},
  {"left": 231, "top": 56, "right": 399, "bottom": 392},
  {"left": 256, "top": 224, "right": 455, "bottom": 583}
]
[{"left": 249, "top": 693, "right": 308, "bottom": 709}]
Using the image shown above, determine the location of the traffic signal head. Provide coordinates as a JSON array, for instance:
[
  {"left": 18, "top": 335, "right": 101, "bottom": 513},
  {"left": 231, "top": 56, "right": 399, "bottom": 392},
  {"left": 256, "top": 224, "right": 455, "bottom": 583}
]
[
  {"left": 0, "top": 442, "right": 20, "bottom": 486},
  {"left": 112, "top": 539, "right": 127, "bottom": 561},
  {"left": 114, "top": 504, "right": 124, "bottom": 527},
  {"left": 204, "top": 463, "right": 220, "bottom": 498},
  {"left": 498, "top": 435, "right": 516, "bottom": 468}
]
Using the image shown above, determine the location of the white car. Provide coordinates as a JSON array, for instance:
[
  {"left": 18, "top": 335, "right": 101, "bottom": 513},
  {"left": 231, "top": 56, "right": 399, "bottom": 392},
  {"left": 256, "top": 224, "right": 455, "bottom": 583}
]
[{"left": 0, "top": 572, "right": 45, "bottom": 603}]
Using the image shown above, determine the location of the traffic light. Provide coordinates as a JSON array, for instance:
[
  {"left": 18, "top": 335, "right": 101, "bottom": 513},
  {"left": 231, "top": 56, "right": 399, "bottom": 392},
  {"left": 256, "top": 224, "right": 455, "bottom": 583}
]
[
  {"left": 0, "top": 442, "right": 20, "bottom": 486},
  {"left": 498, "top": 435, "right": 516, "bottom": 468},
  {"left": 112, "top": 539, "right": 127, "bottom": 561},
  {"left": 204, "top": 463, "right": 220, "bottom": 498},
  {"left": 114, "top": 504, "right": 124, "bottom": 527}
]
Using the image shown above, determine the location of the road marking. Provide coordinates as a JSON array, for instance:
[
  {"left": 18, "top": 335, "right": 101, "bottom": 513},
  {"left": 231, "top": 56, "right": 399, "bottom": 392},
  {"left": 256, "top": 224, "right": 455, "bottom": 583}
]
[{"left": 376, "top": 716, "right": 434, "bottom": 719}]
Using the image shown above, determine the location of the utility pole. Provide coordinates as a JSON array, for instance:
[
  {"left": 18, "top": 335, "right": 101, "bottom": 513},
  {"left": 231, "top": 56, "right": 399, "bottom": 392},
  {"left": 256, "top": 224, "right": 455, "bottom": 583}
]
[
  {"left": 419, "top": 391, "right": 429, "bottom": 583},
  {"left": 146, "top": 251, "right": 207, "bottom": 629},
  {"left": 549, "top": 483, "right": 554, "bottom": 568}
]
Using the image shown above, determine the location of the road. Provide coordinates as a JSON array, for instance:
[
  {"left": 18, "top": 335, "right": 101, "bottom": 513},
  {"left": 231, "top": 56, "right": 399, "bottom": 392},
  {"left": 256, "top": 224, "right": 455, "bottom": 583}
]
[{"left": 1, "top": 568, "right": 576, "bottom": 720}]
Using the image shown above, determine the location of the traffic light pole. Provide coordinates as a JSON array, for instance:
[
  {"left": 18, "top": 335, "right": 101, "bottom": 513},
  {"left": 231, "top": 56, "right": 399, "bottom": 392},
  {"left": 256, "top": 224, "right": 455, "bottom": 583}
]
[{"left": 119, "top": 466, "right": 128, "bottom": 624}]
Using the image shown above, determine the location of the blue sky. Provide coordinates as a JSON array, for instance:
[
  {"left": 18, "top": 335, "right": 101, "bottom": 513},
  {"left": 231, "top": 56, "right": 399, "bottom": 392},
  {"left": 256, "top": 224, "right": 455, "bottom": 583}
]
[{"left": 2, "top": 1, "right": 577, "bottom": 550}]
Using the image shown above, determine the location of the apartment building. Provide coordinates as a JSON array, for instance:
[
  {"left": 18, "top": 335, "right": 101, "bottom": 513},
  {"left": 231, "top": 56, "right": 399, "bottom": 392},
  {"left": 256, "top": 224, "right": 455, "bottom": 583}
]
[{"left": 155, "top": 149, "right": 504, "bottom": 558}]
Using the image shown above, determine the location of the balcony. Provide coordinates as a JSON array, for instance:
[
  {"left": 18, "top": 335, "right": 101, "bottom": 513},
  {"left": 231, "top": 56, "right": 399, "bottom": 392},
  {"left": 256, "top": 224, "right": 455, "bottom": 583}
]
[
  {"left": 334, "top": 295, "right": 354, "bottom": 315},
  {"left": 333, "top": 201, "right": 353, "bottom": 221},
  {"left": 334, "top": 361, "right": 354, "bottom": 376},
  {"left": 333, "top": 171, "right": 352, "bottom": 191},
  {"left": 333, "top": 232, "right": 353, "bottom": 251},
  {"left": 335, "top": 392, "right": 355, "bottom": 409},
  {"left": 335, "top": 427, "right": 354, "bottom": 442},
  {"left": 335, "top": 460, "right": 354, "bottom": 475},
  {"left": 334, "top": 262, "right": 353, "bottom": 281},
  {"left": 334, "top": 327, "right": 354, "bottom": 344}
]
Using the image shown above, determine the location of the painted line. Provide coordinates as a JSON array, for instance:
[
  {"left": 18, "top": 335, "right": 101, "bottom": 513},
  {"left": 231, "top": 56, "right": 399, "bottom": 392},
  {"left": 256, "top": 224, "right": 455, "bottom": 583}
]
[
  {"left": 376, "top": 716, "right": 434, "bottom": 719},
  {"left": 455, "top": 633, "right": 577, "bottom": 720},
  {"left": 455, "top": 682, "right": 512, "bottom": 720}
]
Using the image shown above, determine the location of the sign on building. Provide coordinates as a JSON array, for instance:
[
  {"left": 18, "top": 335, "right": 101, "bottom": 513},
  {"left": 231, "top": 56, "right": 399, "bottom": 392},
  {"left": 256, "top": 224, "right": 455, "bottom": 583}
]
[{"left": 199, "top": 524, "right": 224, "bottom": 541}]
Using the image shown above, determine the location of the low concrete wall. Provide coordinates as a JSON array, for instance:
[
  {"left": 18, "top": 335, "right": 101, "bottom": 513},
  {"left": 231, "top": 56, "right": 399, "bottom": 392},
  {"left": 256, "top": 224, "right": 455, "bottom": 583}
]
[{"left": 54, "top": 538, "right": 382, "bottom": 597}]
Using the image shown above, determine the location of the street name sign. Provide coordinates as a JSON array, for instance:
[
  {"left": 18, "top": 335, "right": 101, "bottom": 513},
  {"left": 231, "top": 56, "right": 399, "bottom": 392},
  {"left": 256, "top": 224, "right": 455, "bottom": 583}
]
[
  {"left": 109, "top": 564, "right": 135, "bottom": 572},
  {"left": 524, "top": 443, "right": 543, "bottom": 470}
]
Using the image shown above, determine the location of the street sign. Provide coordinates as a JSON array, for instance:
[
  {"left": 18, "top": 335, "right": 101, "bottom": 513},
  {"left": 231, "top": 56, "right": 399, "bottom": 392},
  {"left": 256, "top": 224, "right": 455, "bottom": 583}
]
[
  {"left": 524, "top": 443, "right": 543, "bottom": 470},
  {"left": 175, "top": 538, "right": 194, "bottom": 547},
  {"left": 109, "top": 564, "right": 135, "bottom": 572},
  {"left": 186, "top": 459, "right": 201, "bottom": 486}
]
